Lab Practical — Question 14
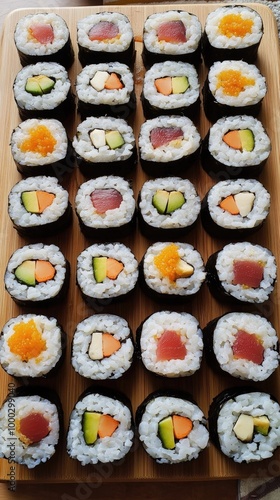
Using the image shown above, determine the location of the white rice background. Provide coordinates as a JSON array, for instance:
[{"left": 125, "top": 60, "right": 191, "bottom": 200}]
[
  {"left": 77, "top": 12, "right": 133, "bottom": 52},
  {"left": 217, "top": 392, "right": 280, "bottom": 463},
  {"left": 0, "top": 395, "right": 60, "bottom": 468},
  {"left": 139, "top": 311, "right": 203, "bottom": 377},
  {"left": 138, "top": 395, "right": 209, "bottom": 464},
  {"left": 213, "top": 312, "right": 279, "bottom": 381},
  {"left": 67, "top": 392, "right": 134, "bottom": 465},
  {"left": 143, "top": 10, "right": 202, "bottom": 55},
  {"left": 71, "top": 314, "right": 134, "bottom": 380}
]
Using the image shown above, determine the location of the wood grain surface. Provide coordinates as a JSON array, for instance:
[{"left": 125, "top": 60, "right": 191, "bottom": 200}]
[{"left": 0, "top": 1, "right": 279, "bottom": 492}]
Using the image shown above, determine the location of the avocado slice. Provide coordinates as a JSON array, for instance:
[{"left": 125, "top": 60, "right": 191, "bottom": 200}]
[
  {"left": 90, "top": 129, "right": 106, "bottom": 149},
  {"left": 172, "top": 76, "right": 189, "bottom": 94},
  {"left": 239, "top": 129, "right": 255, "bottom": 152},
  {"left": 105, "top": 130, "right": 124, "bottom": 150},
  {"left": 176, "top": 259, "right": 194, "bottom": 278},
  {"left": 21, "top": 191, "right": 40, "bottom": 214},
  {"left": 88, "top": 331, "right": 103, "bottom": 360},
  {"left": 14, "top": 260, "right": 36, "bottom": 286},
  {"left": 93, "top": 257, "right": 107, "bottom": 283},
  {"left": 152, "top": 190, "right": 169, "bottom": 214},
  {"left": 83, "top": 411, "right": 101, "bottom": 445},
  {"left": 253, "top": 415, "right": 270, "bottom": 436},
  {"left": 158, "top": 416, "right": 175, "bottom": 449},
  {"left": 233, "top": 414, "right": 254, "bottom": 442},
  {"left": 166, "top": 191, "right": 185, "bottom": 214},
  {"left": 25, "top": 75, "right": 55, "bottom": 96}
]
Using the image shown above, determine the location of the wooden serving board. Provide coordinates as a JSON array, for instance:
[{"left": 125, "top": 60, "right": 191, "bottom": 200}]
[{"left": 0, "top": 3, "right": 280, "bottom": 483}]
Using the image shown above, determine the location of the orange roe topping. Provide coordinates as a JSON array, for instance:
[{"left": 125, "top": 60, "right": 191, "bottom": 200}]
[
  {"left": 7, "top": 319, "right": 46, "bottom": 362},
  {"left": 154, "top": 243, "right": 180, "bottom": 282},
  {"left": 217, "top": 69, "right": 255, "bottom": 97},
  {"left": 219, "top": 14, "right": 253, "bottom": 38},
  {"left": 20, "top": 125, "right": 57, "bottom": 156}
]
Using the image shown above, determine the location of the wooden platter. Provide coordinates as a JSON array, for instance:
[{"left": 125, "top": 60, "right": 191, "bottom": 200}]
[{"left": 0, "top": 3, "right": 280, "bottom": 483}]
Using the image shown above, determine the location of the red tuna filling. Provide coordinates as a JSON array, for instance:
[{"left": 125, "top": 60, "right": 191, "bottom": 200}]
[
  {"left": 150, "top": 127, "right": 184, "bottom": 149},
  {"left": 19, "top": 412, "right": 50, "bottom": 444},
  {"left": 88, "top": 21, "right": 119, "bottom": 41},
  {"left": 90, "top": 188, "right": 123, "bottom": 213},
  {"left": 29, "top": 23, "right": 54, "bottom": 44},
  {"left": 156, "top": 330, "right": 187, "bottom": 361},
  {"left": 157, "top": 20, "right": 187, "bottom": 43},
  {"left": 232, "top": 260, "right": 264, "bottom": 288},
  {"left": 232, "top": 330, "right": 264, "bottom": 365}
]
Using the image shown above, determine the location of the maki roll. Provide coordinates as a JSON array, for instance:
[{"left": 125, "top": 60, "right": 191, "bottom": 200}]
[
  {"left": 200, "top": 115, "right": 271, "bottom": 180},
  {"left": 10, "top": 119, "right": 74, "bottom": 178},
  {"left": 138, "top": 177, "right": 201, "bottom": 240},
  {"left": 208, "top": 388, "right": 280, "bottom": 463},
  {"left": 0, "top": 314, "right": 66, "bottom": 378},
  {"left": 141, "top": 61, "right": 200, "bottom": 119},
  {"left": 72, "top": 116, "right": 137, "bottom": 178},
  {"left": 13, "top": 62, "right": 74, "bottom": 122},
  {"left": 206, "top": 242, "right": 277, "bottom": 305},
  {"left": 202, "top": 5, "right": 263, "bottom": 67},
  {"left": 201, "top": 179, "right": 270, "bottom": 238},
  {"left": 76, "top": 62, "right": 136, "bottom": 120},
  {"left": 14, "top": 12, "right": 74, "bottom": 69},
  {"left": 203, "top": 312, "right": 279, "bottom": 382},
  {"left": 67, "top": 387, "right": 134, "bottom": 465},
  {"left": 75, "top": 176, "right": 136, "bottom": 239},
  {"left": 77, "top": 12, "right": 135, "bottom": 67},
  {"left": 139, "top": 242, "right": 206, "bottom": 303},
  {"left": 203, "top": 60, "right": 267, "bottom": 122},
  {"left": 139, "top": 115, "right": 201, "bottom": 177},
  {"left": 0, "top": 386, "right": 62, "bottom": 468},
  {"left": 8, "top": 176, "right": 72, "bottom": 237},
  {"left": 4, "top": 243, "right": 70, "bottom": 307},
  {"left": 136, "top": 390, "right": 209, "bottom": 464},
  {"left": 136, "top": 311, "right": 203, "bottom": 378},
  {"left": 142, "top": 10, "right": 202, "bottom": 69},
  {"left": 76, "top": 242, "right": 138, "bottom": 309},
  {"left": 71, "top": 314, "right": 134, "bottom": 380}
]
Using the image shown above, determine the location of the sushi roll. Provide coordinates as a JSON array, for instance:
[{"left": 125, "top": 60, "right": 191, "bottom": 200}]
[
  {"left": 138, "top": 177, "right": 201, "bottom": 240},
  {"left": 142, "top": 10, "right": 202, "bottom": 69},
  {"left": 13, "top": 62, "right": 75, "bottom": 122},
  {"left": 75, "top": 176, "right": 136, "bottom": 239},
  {"left": 14, "top": 12, "right": 74, "bottom": 69},
  {"left": 208, "top": 387, "right": 280, "bottom": 463},
  {"left": 139, "top": 115, "right": 201, "bottom": 177},
  {"left": 71, "top": 314, "right": 134, "bottom": 380},
  {"left": 136, "top": 390, "right": 209, "bottom": 464},
  {"left": 10, "top": 119, "right": 74, "bottom": 178},
  {"left": 141, "top": 61, "right": 200, "bottom": 120},
  {"left": 201, "top": 179, "right": 270, "bottom": 238},
  {"left": 203, "top": 60, "right": 267, "bottom": 122},
  {"left": 67, "top": 387, "right": 134, "bottom": 465},
  {"left": 76, "top": 242, "right": 138, "bottom": 309},
  {"left": 4, "top": 243, "right": 70, "bottom": 307},
  {"left": 202, "top": 5, "right": 263, "bottom": 67},
  {"left": 136, "top": 311, "right": 203, "bottom": 378},
  {"left": 72, "top": 116, "right": 137, "bottom": 178},
  {"left": 76, "top": 62, "right": 136, "bottom": 120},
  {"left": 77, "top": 12, "right": 135, "bottom": 67},
  {"left": 8, "top": 176, "right": 72, "bottom": 237},
  {"left": 203, "top": 312, "right": 279, "bottom": 382},
  {"left": 0, "top": 314, "right": 66, "bottom": 378},
  {"left": 139, "top": 242, "right": 206, "bottom": 303},
  {"left": 206, "top": 242, "right": 277, "bottom": 305},
  {"left": 0, "top": 386, "right": 62, "bottom": 468},
  {"left": 200, "top": 115, "right": 271, "bottom": 180}
]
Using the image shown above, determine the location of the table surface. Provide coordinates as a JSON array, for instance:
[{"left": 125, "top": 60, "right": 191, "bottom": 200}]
[{"left": 0, "top": 0, "right": 262, "bottom": 497}]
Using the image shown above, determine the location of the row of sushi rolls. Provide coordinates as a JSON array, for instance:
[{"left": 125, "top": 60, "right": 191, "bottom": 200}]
[{"left": 0, "top": 5, "right": 280, "bottom": 471}]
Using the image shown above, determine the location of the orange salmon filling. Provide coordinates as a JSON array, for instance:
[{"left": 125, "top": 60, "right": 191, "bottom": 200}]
[
  {"left": 219, "top": 14, "right": 253, "bottom": 38},
  {"left": 20, "top": 125, "right": 57, "bottom": 156},
  {"left": 7, "top": 319, "right": 46, "bottom": 361},
  {"left": 217, "top": 69, "right": 255, "bottom": 97},
  {"left": 154, "top": 243, "right": 180, "bottom": 282}
]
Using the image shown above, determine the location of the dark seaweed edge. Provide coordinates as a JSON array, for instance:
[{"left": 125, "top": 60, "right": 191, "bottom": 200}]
[
  {"left": 141, "top": 92, "right": 200, "bottom": 121},
  {"left": 10, "top": 203, "right": 73, "bottom": 238},
  {"left": 75, "top": 147, "right": 138, "bottom": 179}
]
